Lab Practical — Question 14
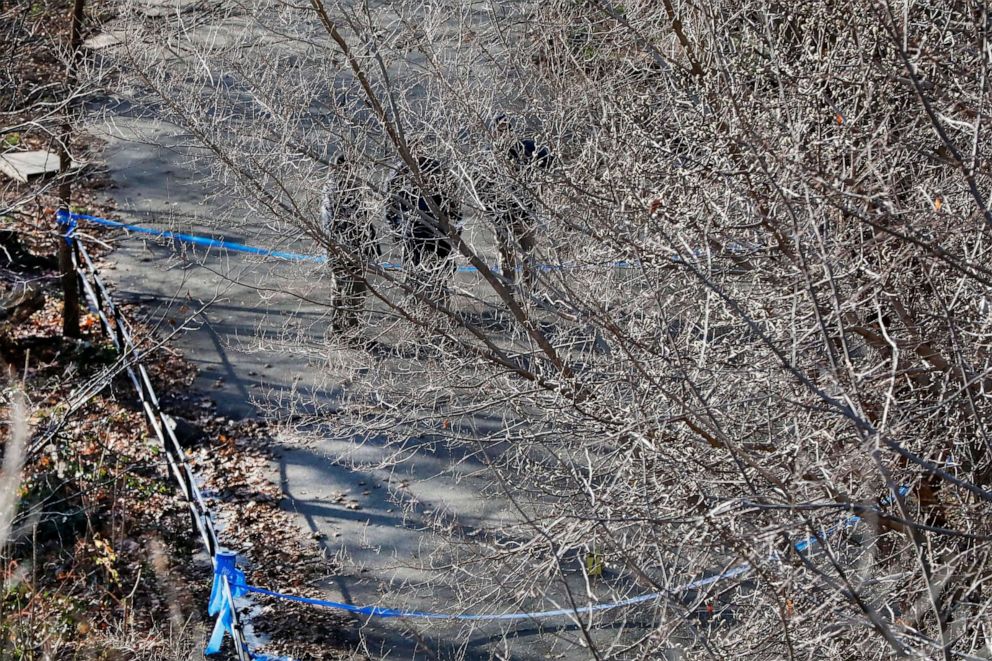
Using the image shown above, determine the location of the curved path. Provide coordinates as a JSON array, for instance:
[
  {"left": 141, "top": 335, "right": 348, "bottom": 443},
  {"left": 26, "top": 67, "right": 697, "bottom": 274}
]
[
  {"left": 76, "top": 1, "right": 682, "bottom": 656},
  {"left": 85, "top": 113, "right": 667, "bottom": 659}
]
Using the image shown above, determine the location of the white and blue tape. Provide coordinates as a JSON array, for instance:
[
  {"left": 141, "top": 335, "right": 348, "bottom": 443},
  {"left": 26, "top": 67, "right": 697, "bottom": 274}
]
[
  {"left": 56, "top": 210, "right": 912, "bottom": 658},
  {"left": 204, "top": 486, "right": 910, "bottom": 657},
  {"left": 55, "top": 210, "right": 651, "bottom": 273}
]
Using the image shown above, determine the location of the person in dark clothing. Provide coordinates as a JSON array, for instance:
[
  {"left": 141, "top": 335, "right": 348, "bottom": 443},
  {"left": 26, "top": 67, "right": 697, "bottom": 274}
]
[
  {"left": 321, "top": 155, "right": 380, "bottom": 329},
  {"left": 483, "top": 119, "right": 553, "bottom": 289},
  {"left": 386, "top": 156, "right": 462, "bottom": 304},
  {"left": 502, "top": 138, "right": 552, "bottom": 288}
]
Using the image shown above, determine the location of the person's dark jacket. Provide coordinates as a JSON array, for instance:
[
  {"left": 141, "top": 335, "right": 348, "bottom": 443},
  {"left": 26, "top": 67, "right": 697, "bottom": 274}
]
[
  {"left": 386, "top": 157, "right": 462, "bottom": 246},
  {"left": 477, "top": 139, "right": 553, "bottom": 224}
]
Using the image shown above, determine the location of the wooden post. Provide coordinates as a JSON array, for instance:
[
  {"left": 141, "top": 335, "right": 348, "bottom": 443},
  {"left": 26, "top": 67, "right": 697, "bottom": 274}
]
[{"left": 57, "top": 0, "right": 86, "bottom": 338}]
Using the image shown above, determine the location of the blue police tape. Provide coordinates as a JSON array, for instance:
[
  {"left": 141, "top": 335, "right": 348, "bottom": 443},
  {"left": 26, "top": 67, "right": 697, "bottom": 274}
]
[
  {"left": 57, "top": 209, "right": 328, "bottom": 264},
  {"left": 55, "top": 210, "right": 647, "bottom": 273},
  {"left": 207, "top": 553, "right": 246, "bottom": 655},
  {"left": 59, "top": 211, "right": 913, "bottom": 646},
  {"left": 791, "top": 485, "right": 910, "bottom": 553},
  {"left": 56, "top": 213, "right": 78, "bottom": 247},
  {"left": 57, "top": 208, "right": 915, "bottom": 654},
  {"left": 242, "top": 582, "right": 664, "bottom": 621},
  {"left": 205, "top": 487, "right": 913, "bottom": 655}
]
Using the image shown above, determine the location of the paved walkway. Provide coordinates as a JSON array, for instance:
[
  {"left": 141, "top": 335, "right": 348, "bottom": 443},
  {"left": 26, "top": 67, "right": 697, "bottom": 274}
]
[
  {"left": 87, "top": 113, "right": 655, "bottom": 659},
  {"left": 77, "top": 1, "right": 676, "bottom": 654}
]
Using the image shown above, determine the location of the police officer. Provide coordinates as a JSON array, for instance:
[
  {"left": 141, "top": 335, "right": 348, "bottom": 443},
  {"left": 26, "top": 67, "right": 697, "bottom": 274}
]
[
  {"left": 385, "top": 156, "right": 462, "bottom": 305},
  {"left": 485, "top": 117, "right": 553, "bottom": 289},
  {"left": 320, "top": 155, "right": 380, "bottom": 330}
]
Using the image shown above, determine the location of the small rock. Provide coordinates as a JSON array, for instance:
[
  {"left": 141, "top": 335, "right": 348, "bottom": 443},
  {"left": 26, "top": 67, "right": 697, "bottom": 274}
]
[
  {"left": 82, "top": 31, "right": 122, "bottom": 50},
  {"left": 0, "top": 150, "right": 64, "bottom": 182}
]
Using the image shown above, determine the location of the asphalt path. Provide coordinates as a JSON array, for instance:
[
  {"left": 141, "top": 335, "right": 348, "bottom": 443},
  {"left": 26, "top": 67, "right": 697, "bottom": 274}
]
[
  {"left": 80, "top": 2, "right": 676, "bottom": 657},
  {"left": 84, "top": 113, "right": 670, "bottom": 658}
]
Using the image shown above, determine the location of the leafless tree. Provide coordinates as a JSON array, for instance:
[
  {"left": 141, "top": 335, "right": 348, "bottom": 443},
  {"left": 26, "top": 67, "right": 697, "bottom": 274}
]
[
  {"left": 105, "top": 0, "right": 992, "bottom": 658},
  {"left": 1, "top": 0, "right": 107, "bottom": 336}
]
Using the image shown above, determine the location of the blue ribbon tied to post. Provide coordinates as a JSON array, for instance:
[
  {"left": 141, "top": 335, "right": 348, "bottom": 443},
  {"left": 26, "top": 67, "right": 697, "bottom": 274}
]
[{"left": 207, "top": 552, "right": 248, "bottom": 656}]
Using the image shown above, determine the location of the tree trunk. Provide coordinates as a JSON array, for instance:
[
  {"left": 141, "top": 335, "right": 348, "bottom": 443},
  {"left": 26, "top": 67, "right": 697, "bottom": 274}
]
[{"left": 57, "top": 0, "right": 86, "bottom": 339}]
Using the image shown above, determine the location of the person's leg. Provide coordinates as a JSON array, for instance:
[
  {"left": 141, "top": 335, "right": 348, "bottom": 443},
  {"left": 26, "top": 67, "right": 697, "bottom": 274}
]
[
  {"left": 327, "top": 246, "right": 346, "bottom": 331},
  {"left": 403, "top": 234, "right": 427, "bottom": 299},
  {"left": 352, "top": 271, "right": 369, "bottom": 316},
  {"left": 515, "top": 216, "right": 538, "bottom": 289},
  {"left": 331, "top": 268, "right": 358, "bottom": 330},
  {"left": 432, "top": 236, "right": 455, "bottom": 309},
  {"left": 494, "top": 217, "right": 518, "bottom": 286},
  {"left": 330, "top": 247, "right": 365, "bottom": 331}
]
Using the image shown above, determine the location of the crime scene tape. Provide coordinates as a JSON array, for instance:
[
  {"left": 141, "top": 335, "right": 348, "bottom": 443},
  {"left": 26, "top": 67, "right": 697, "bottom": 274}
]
[
  {"left": 55, "top": 210, "right": 911, "bottom": 658},
  {"left": 205, "top": 486, "right": 910, "bottom": 652},
  {"left": 57, "top": 212, "right": 255, "bottom": 660},
  {"left": 57, "top": 210, "right": 654, "bottom": 273}
]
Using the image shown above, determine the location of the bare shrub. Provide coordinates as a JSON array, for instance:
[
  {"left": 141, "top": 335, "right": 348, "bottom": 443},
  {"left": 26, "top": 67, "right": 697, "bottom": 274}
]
[{"left": 104, "top": 0, "right": 992, "bottom": 657}]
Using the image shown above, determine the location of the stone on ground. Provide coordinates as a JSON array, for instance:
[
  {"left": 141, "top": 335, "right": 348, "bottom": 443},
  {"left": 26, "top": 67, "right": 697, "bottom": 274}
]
[{"left": 0, "top": 150, "right": 63, "bottom": 183}]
